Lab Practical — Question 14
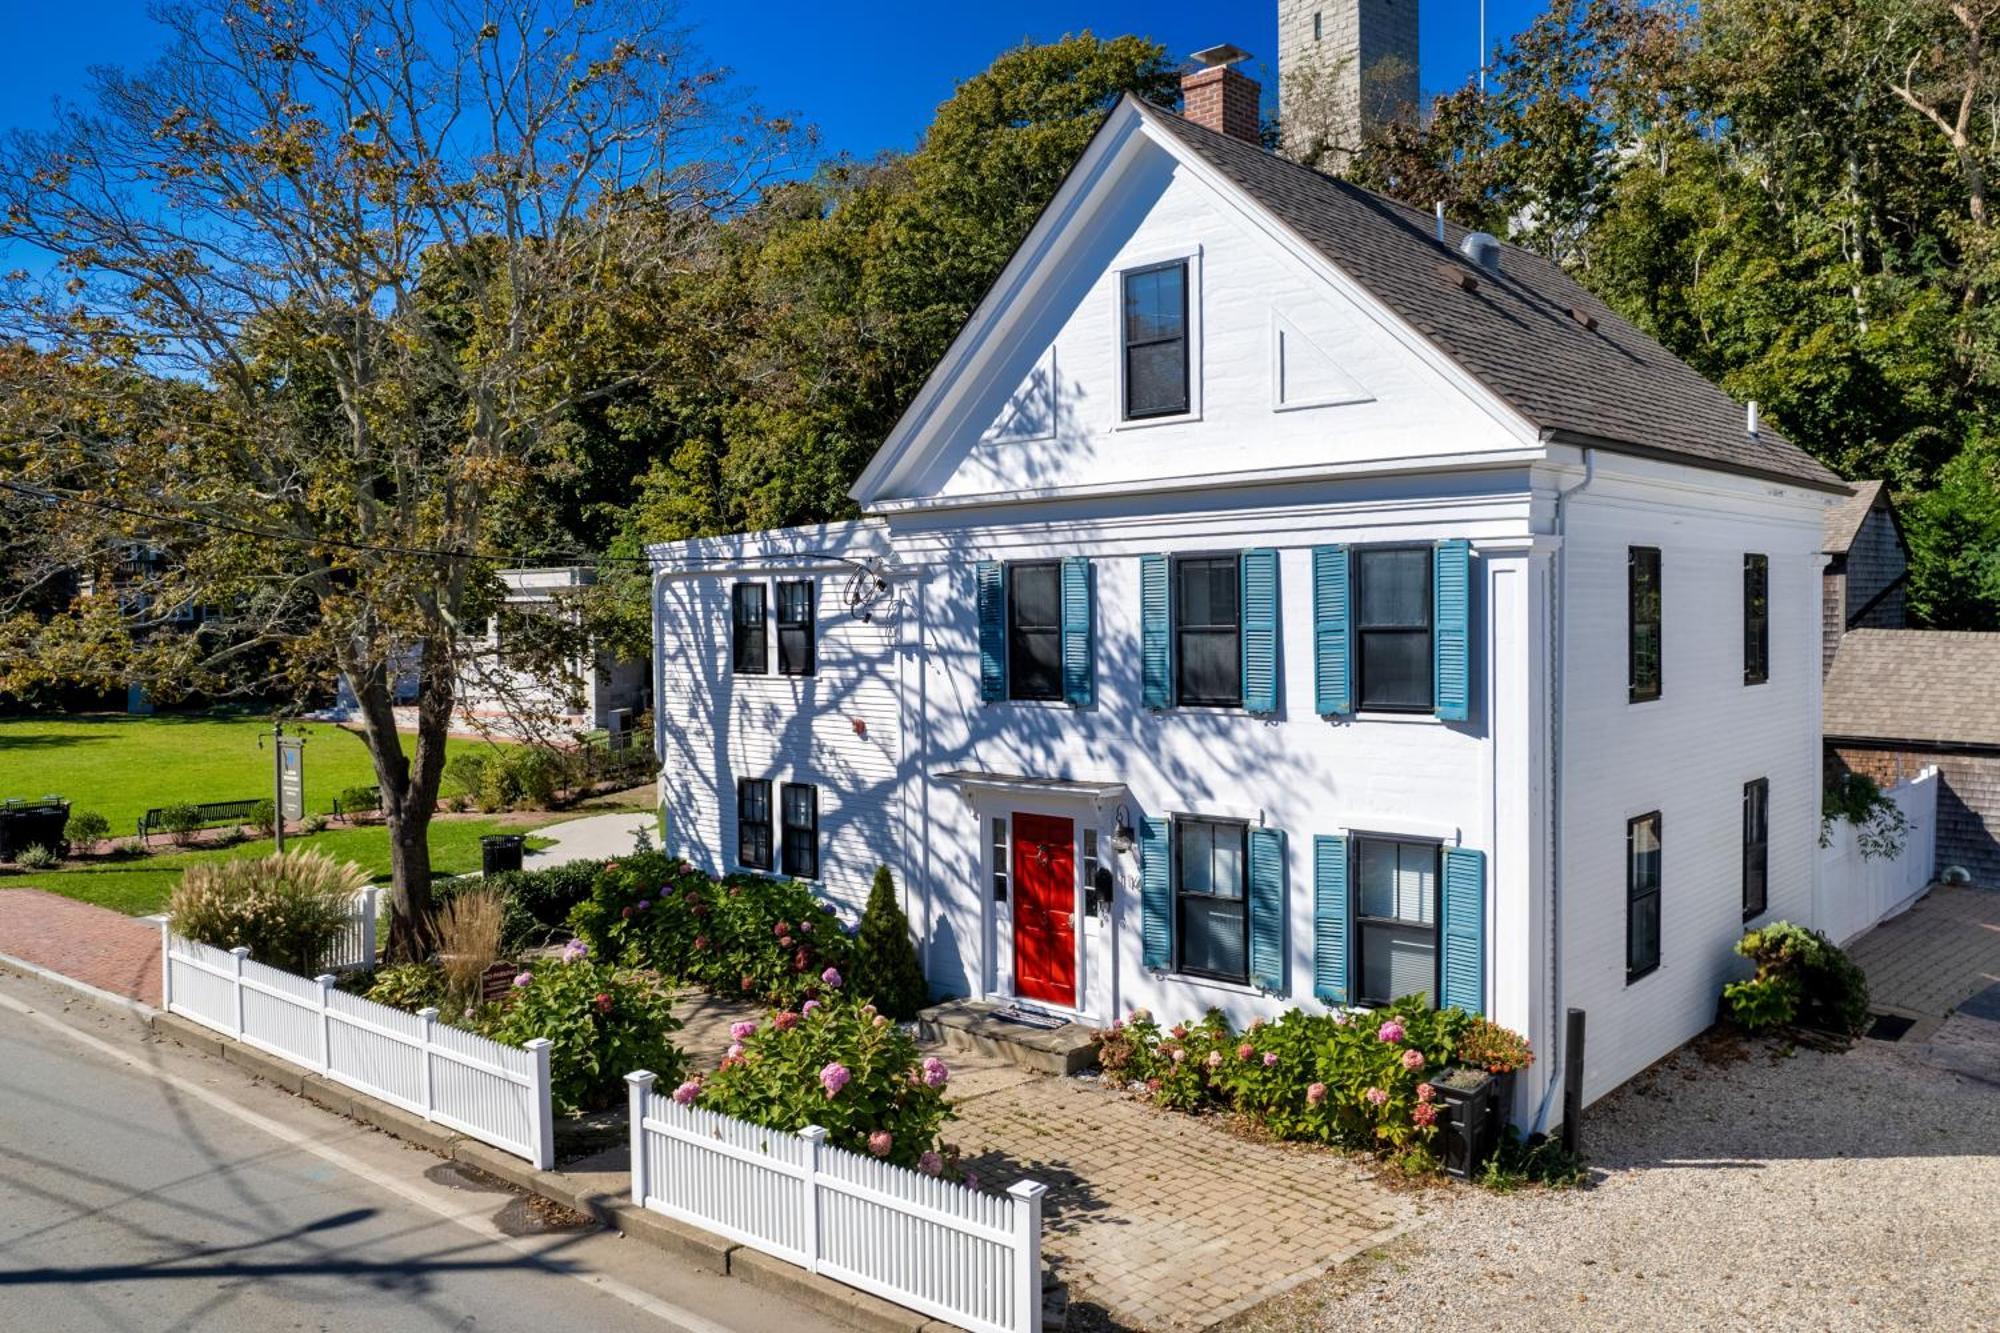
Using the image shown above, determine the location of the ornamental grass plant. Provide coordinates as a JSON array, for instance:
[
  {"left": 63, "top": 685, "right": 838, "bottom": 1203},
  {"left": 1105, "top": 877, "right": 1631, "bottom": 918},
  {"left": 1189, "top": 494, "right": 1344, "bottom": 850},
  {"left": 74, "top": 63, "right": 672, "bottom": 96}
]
[{"left": 169, "top": 847, "right": 367, "bottom": 973}]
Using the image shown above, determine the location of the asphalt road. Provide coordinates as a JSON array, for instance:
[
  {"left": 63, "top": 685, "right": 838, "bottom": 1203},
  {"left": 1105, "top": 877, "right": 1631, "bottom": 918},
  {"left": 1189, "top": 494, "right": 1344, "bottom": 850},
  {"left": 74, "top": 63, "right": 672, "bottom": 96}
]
[{"left": 0, "top": 971, "right": 836, "bottom": 1333}]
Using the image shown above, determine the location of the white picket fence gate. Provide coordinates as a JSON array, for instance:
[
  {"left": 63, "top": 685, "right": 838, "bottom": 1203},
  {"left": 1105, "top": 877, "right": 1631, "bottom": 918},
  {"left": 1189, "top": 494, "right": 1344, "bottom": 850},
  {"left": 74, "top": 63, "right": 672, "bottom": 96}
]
[
  {"left": 626, "top": 1072, "right": 1046, "bottom": 1333},
  {"left": 321, "top": 886, "right": 381, "bottom": 973},
  {"left": 161, "top": 926, "right": 554, "bottom": 1168},
  {"left": 1817, "top": 767, "right": 1940, "bottom": 946}
]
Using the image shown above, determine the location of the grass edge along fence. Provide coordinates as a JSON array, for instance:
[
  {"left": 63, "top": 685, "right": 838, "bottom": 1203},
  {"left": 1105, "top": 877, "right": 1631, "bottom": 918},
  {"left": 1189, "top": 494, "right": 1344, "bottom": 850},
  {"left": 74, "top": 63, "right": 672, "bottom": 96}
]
[
  {"left": 627, "top": 1071, "right": 1046, "bottom": 1333},
  {"left": 161, "top": 925, "right": 554, "bottom": 1169}
]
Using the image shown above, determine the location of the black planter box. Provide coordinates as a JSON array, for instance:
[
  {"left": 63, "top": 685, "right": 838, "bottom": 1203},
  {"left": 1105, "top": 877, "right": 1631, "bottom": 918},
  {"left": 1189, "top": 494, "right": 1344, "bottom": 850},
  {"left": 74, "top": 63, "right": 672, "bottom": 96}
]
[
  {"left": 480, "top": 834, "right": 526, "bottom": 875},
  {"left": 0, "top": 799, "right": 70, "bottom": 862},
  {"left": 1436, "top": 1066, "right": 1513, "bottom": 1180}
]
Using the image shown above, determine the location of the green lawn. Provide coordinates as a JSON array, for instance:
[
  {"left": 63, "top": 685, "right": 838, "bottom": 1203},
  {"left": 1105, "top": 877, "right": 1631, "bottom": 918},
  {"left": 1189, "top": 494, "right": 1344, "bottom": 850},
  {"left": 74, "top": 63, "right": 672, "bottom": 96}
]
[
  {"left": 0, "top": 709, "right": 513, "bottom": 833},
  {"left": 4, "top": 815, "right": 567, "bottom": 916}
]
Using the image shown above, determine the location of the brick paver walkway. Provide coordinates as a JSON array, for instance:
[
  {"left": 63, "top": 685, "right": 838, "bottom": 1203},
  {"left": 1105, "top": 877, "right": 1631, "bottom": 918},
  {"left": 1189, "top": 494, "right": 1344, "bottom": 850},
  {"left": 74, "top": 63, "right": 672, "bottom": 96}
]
[
  {"left": 1846, "top": 883, "right": 2000, "bottom": 1017},
  {"left": 0, "top": 889, "right": 161, "bottom": 1006}
]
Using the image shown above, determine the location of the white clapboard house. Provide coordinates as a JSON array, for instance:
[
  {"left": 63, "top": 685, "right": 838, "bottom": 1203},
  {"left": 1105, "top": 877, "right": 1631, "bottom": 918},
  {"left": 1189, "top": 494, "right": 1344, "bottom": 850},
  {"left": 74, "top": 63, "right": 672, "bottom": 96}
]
[{"left": 649, "top": 64, "right": 1848, "bottom": 1122}]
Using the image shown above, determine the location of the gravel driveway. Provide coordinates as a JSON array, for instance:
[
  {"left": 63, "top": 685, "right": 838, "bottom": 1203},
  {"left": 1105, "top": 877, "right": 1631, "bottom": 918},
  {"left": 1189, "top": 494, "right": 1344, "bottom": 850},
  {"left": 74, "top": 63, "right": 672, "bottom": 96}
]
[{"left": 1228, "top": 1020, "right": 2000, "bottom": 1332}]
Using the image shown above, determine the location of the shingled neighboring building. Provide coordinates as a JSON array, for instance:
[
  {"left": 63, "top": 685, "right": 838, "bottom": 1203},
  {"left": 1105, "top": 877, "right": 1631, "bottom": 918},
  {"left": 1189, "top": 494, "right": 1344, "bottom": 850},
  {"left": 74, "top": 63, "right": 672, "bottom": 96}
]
[{"left": 1821, "top": 479, "right": 1907, "bottom": 673}]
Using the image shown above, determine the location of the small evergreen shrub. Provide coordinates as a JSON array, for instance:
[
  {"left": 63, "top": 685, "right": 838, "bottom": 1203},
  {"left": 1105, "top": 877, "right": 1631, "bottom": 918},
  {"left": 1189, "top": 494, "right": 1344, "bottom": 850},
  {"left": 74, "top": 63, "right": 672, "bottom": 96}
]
[
  {"left": 15, "top": 842, "right": 61, "bottom": 870},
  {"left": 482, "top": 943, "right": 685, "bottom": 1114},
  {"left": 1725, "top": 921, "right": 1870, "bottom": 1035},
  {"left": 300, "top": 814, "right": 329, "bottom": 835},
  {"left": 64, "top": 810, "right": 110, "bottom": 854},
  {"left": 482, "top": 859, "right": 605, "bottom": 950},
  {"left": 248, "top": 798, "right": 278, "bottom": 838},
  {"left": 159, "top": 802, "right": 204, "bottom": 846},
  {"left": 366, "top": 962, "right": 450, "bottom": 1011},
  {"left": 336, "top": 786, "right": 380, "bottom": 820},
  {"left": 853, "top": 865, "right": 929, "bottom": 1020},
  {"left": 169, "top": 848, "right": 368, "bottom": 973}
]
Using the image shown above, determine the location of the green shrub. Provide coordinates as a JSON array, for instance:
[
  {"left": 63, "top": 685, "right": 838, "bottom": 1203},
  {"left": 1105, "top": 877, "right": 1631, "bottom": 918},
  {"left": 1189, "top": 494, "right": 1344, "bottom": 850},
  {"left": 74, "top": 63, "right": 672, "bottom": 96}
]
[
  {"left": 443, "top": 752, "right": 489, "bottom": 802},
  {"left": 1821, "top": 772, "right": 1910, "bottom": 860},
  {"left": 506, "top": 746, "right": 564, "bottom": 809},
  {"left": 336, "top": 786, "right": 379, "bottom": 820},
  {"left": 300, "top": 813, "right": 329, "bottom": 835},
  {"left": 15, "top": 842, "right": 61, "bottom": 870},
  {"left": 64, "top": 810, "right": 110, "bottom": 853},
  {"left": 693, "top": 993, "right": 955, "bottom": 1169},
  {"left": 1477, "top": 1127, "right": 1585, "bottom": 1191},
  {"left": 853, "top": 865, "right": 929, "bottom": 1020},
  {"left": 169, "top": 848, "right": 368, "bottom": 973},
  {"left": 248, "top": 798, "right": 278, "bottom": 837},
  {"left": 481, "top": 944, "right": 685, "bottom": 1114},
  {"left": 159, "top": 802, "right": 204, "bottom": 845},
  {"left": 1726, "top": 921, "right": 1870, "bottom": 1035},
  {"left": 482, "top": 859, "right": 606, "bottom": 950},
  {"left": 366, "top": 962, "right": 450, "bottom": 1011}
]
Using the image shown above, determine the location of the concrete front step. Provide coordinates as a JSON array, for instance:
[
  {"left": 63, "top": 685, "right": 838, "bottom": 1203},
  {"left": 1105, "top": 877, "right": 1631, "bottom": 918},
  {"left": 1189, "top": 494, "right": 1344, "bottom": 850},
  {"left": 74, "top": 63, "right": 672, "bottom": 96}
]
[{"left": 917, "top": 999, "right": 1100, "bottom": 1076}]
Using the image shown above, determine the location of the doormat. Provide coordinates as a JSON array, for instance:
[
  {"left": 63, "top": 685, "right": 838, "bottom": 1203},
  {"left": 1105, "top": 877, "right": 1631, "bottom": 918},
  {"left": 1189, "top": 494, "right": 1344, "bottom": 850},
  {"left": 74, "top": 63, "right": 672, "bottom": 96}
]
[
  {"left": 1866, "top": 1012, "right": 1916, "bottom": 1043},
  {"left": 991, "top": 1003, "right": 1069, "bottom": 1031}
]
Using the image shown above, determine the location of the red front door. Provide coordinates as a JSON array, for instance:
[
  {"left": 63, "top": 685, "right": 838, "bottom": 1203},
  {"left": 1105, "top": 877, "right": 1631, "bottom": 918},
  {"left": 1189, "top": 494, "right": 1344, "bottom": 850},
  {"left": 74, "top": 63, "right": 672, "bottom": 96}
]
[{"left": 1012, "top": 814, "right": 1077, "bottom": 1007}]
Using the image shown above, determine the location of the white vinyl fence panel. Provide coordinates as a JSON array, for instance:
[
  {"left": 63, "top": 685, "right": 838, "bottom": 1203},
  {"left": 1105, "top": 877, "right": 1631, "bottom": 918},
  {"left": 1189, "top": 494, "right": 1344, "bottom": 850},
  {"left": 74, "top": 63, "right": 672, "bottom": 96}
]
[
  {"left": 1818, "top": 768, "right": 1939, "bottom": 946},
  {"left": 627, "top": 1073, "right": 1045, "bottom": 1333},
  {"left": 161, "top": 926, "right": 553, "bottom": 1168},
  {"left": 319, "top": 886, "right": 380, "bottom": 973}
]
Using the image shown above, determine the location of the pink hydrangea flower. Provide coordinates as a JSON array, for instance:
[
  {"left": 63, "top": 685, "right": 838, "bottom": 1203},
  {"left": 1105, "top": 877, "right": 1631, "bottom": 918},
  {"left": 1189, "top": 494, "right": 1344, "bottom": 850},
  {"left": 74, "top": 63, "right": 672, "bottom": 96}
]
[
  {"left": 593, "top": 992, "right": 613, "bottom": 1015},
  {"left": 917, "top": 1150, "right": 943, "bottom": 1177},
  {"left": 1263, "top": 1052, "right": 1279, "bottom": 1068},
  {"left": 1306, "top": 1081, "right": 1327, "bottom": 1106},
  {"left": 775, "top": 921, "right": 791, "bottom": 937},
  {"left": 1412, "top": 1101, "right": 1439, "bottom": 1128},
  {"left": 819, "top": 1062, "right": 851, "bottom": 1097},
  {"left": 821, "top": 967, "right": 843, "bottom": 988},
  {"left": 867, "top": 1130, "right": 893, "bottom": 1158},
  {"left": 1204, "top": 1050, "right": 1223, "bottom": 1070},
  {"left": 800, "top": 919, "right": 813, "bottom": 933},
  {"left": 1402, "top": 1048, "right": 1426, "bottom": 1071},
  {"left": 620, "top": 906, "right": 633, "bottom": 919},
  {"left": 1170, "top": 1048, "right": 1186, "bottom": 1064},
  {"left": 561, "top": 938, "right": 590, "bottom": 963},
  {"left": 671, "top": 1079, "right": 702, "bottom": 1105},
  {"left": 1365, "top": 1086, "right": 1389, "bottom": 1106},
  {"left": 1417, "top": 1082, "right": 1436, "bottom": 1103},
  {"left": 774, "top": 1011, "right": 800, "bottom": 1031},
  {"left": 1236, "top": 1043, "right": 1255, "bottom": 1061},
  {"left": 730, "top": 1020, "right": 758, "bottom": 1042},
  {"left": 802, "top": 999, "right": 821, "bottom": 1016},
  {"left": 726, "top": 1042, "right": 745, "bottom": 1060},
  {"left": 920, "top": 1056, "right": 949, "bottom": 1088},
  {"left": 1376, "top": 1020, "right": 1405, "bottom": 1044},
  {"left": 512, "top": 971, "right": 533, "bottom": 988}
]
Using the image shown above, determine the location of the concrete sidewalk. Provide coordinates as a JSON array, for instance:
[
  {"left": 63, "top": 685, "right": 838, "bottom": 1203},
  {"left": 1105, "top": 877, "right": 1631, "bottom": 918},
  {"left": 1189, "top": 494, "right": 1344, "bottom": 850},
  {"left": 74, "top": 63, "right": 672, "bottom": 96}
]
[{"left": 521, "top": 811, "right": 654, "bottom": 871}]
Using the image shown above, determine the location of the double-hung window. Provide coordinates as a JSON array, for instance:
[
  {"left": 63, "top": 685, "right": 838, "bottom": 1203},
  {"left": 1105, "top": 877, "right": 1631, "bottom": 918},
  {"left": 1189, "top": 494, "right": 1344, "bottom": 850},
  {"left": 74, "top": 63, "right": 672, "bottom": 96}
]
[
  {"left": 1627, "top": 812, "right": 1663, "bottom": 982},
  {"left": 1123, "top": 261, "right": 1189, "bottom": 419},
  {"left": 1354, "top": 837, "right": 1440, "bottom": 1006},
  {"left": 1175, "top": 818, "right": 1248, "bottom": 983},
  {"left": 780, "top": 783, "right": 818, "bottom": 879},
  {"left": 776, "top": 580, "right": 815, "bottom": 676},
  {"left": 1006, "top": 562, "right": 1063, "bottom": 701},
  {"left": 736, "top": 779, "right": 772, "bottom": 871},
  {"left": 1174, "top": 555, "right": 1241, "bottom": 706},
  {"left": 1743, "top": 554, "right": 1769, "bottom": 685},
  {"left": 732, "top": 583, "right": 768, "bottom": 674},
  {"left": 1629, "top": 546, "right": 1662, "bottom": 703},
  {"left": 1354, "top": 547, "right": 1434, "bottom": 711},
  {"left": 1743, "top": 779, "right": 1769, "bottom": 921}
]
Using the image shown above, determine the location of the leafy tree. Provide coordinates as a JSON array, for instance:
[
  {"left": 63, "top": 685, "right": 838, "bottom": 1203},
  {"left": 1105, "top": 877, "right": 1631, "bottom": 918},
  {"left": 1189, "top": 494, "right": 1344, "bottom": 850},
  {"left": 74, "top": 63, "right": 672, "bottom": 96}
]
[{"left": 854, "top": 864, "right": 930, "bottom": 1021}]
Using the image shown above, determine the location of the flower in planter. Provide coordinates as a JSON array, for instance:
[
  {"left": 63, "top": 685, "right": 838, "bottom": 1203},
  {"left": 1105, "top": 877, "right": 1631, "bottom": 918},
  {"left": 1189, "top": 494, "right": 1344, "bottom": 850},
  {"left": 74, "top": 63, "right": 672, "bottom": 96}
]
[
  {"left": 820, "top": 1062, "right": 851, "bottom": 1097},
  {"left": 672, "top": 1079, "right": 702, "bottom": 1105},
  {"left": 731, "top": 1020, "right": 758, "bottom": 1041},
  {"left": 513, "top": 971, "right": 534, "bottom": 988},
  {"left": 821, "top": 967, "right": 843, "bottom": 989},
  {"left": 1377, "top": 1020, "right": 1405, "bottom": 1044},
  {"left": 1417, "top": 1082, "right": 1436, "bottom": 1103},
  {"left": 920, "top": 1056, "right": 949, "bottom": 1088},
  {"left": 1263, "top": 1052, "right": 1279, "bottom": 1068},
  {"left": 868, "top": 1130, "right": 893, "bottom": 1158},
  {"left": 917, "top": 1150, "right": 943, "bottom": 1176},
  {"left": 1365, "top": 1086, "right": 1389, "bottom": 1106},
  {"left": 1401, "top": 1048, "right": 1426, "bottom": 1072},
  {"left": 1306, "top": 1082, "right": 1327, "bottom": 1106},
  {"left": 1411, "top": 1101, "right": 1439, "bottom": 1128}
]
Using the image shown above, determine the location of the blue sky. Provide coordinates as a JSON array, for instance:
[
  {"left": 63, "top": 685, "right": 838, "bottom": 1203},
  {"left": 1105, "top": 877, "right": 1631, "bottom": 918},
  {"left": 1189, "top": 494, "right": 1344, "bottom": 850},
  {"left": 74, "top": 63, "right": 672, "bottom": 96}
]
[{"left": 3, "top": 1, "right": 1546, "bottom": 158}]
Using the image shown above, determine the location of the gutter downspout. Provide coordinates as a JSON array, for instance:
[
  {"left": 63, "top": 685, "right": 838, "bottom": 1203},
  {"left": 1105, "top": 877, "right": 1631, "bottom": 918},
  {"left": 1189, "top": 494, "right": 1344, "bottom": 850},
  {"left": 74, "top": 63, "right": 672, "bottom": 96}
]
[{"left": 1532, "top": 447, "right": 1595, "bottom": 1136}]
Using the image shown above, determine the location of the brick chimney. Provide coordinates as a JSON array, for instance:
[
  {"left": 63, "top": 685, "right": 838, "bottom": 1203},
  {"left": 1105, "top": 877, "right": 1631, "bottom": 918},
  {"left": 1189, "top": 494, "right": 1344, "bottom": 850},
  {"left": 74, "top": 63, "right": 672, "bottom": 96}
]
[{"left": 1182, "top": 44, "right": 1262, "bottom": 145}]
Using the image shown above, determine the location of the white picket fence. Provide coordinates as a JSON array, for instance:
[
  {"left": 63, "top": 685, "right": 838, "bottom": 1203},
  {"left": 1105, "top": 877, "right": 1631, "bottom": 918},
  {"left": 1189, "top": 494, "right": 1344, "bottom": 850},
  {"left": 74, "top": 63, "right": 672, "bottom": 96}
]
[
  {"left": 1818, "top": 767, "right": 1939, "bottom": 946},
  {"left": 161, "top": 926, "right": 554, "bottom": 1168},
  {"left": 321, "top": 886, "right": 381, "bottom": 973},
  {"left": 626, "top": 1072, "right": 1045, "bottom": 1333}
]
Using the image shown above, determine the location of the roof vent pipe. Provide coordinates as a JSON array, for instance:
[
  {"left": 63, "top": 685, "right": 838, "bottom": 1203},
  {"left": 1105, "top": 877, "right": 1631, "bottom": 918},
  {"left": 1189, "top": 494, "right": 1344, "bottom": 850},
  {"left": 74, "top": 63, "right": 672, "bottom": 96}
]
[
  {"left": 1748, "top": 401, "right": 1761, "bottom": 440},
  {"left": 1435, "top": 201, "right": 1446, "bottom": 245},
  {"left": 1459, "top": 230, "right": 1502, "bottom": 275}
]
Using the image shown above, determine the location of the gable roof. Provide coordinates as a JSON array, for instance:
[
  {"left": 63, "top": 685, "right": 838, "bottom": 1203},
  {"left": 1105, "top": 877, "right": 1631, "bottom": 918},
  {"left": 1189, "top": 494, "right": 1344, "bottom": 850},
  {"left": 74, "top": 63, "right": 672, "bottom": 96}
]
[
  {"left": 1139, "top": 103, "right": 1847, "bottom": 494},
  {"left": 1824, "top": 630, "right": 2000, "bottom": 749},
  {"left": 1822, "top": 479, "right": 1889, "bottom": 554}
]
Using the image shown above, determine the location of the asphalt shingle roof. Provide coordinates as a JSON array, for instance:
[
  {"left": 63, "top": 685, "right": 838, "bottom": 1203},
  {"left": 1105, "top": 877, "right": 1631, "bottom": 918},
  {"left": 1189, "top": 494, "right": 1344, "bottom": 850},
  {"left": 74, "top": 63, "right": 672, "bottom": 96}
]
[
  {"left": 1823, "top": 479, "right": 1887, "bottom": 554},
  {"left": 1824, "top": 630, "right": 2000, "bottom": 749},
  {"left": 1141, "top": 103, "right": 1848, "bottom": 493}
]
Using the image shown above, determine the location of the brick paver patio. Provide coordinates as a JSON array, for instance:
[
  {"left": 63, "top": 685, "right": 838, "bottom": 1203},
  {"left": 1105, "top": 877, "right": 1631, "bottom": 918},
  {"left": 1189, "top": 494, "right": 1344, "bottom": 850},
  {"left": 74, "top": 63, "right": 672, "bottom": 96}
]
[
  {"left": 1846, "top": 882, "right": 2000, "bottom": 1018},
  {"left": 0, "top": 888, "right": 162, "bottom": 1006}
]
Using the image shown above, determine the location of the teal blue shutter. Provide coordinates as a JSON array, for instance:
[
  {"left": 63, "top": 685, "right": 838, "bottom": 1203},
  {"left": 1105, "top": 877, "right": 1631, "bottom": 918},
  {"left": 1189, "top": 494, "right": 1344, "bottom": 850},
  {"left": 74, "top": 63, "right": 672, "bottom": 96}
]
[
  {"left": 1240, "top": 549, "right": 1280, "bottom": 715},
  {"left": 1440, "top": 846, "right": 1486, "bottom": 1014},
  {"left": 1140, "top": 555, "right": 1171, "bottom": 710},
  {"left": 1312, "top": 546, "right": 1351, "bottom": 716},
  {"left": 1312, "top": 835, "right": 1350, "bottom": 1004},
  {"left": 1248, "top": 827, "right": 1287, "bottom": 993},
  {"left": 977, "top": 560, "right": 1006, "bottom": 703},
  {"left": 1434, "top": 539, "right": 1471, "bottom": 721},
  {"left": 1061, "top": 556, "right": 1093, "bottom": 707},
  {"left": 1141, "top": 816, "right": 1172, "bottom": 969}
]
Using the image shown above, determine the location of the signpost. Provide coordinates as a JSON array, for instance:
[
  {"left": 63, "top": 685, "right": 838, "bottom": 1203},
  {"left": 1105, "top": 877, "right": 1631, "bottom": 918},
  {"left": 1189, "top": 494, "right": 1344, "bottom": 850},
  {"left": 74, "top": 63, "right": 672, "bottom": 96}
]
[{"left": 271, "top": 723, "right": 306, "bottom": 853}]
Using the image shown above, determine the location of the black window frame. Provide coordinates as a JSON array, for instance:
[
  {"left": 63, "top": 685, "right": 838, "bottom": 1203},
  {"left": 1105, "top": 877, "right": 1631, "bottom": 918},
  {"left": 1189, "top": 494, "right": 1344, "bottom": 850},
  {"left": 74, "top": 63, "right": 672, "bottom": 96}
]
[
  {"left": 780, "top": 782, "right": 818, "bottom": 880},
  {"left": 776, "top": 579, "right": 815, "bottom": 677},
  {"left": 1173, "top": 817, "right": 1250, "bottom": 985},
  {"left": 1005, "top": 560, "right": 1064, "bottom": 702},
  {"left": 732, "top": 582, "right": 768, "bottom": 675},
  {"left": 736, "top": 778, "right": 772, "bottom": 871},
  {"left": 1743, "top": 553, "right": 1769, "bottom": 686},
  {"left": 1172, "top": 553, "right": 1243, "bottom": 708},
  {"left": 1351, "top": 836, "right": 1443, "bottom": 1009},
  {"left": 1629, "top": 546, "right": 1662, "bottom": 703},
  {"left": 1121, "top": 260, "right": 1190, "bottom": 421},
  {"left": 1743, "top": 779, "right": 1769, "bottom": 921},
  {"left": 1627, "top": 811, "right": 1663, "bottom": 983},
  {"left": 1353, "top": 545, "right": 1436, "bottom": 713}
]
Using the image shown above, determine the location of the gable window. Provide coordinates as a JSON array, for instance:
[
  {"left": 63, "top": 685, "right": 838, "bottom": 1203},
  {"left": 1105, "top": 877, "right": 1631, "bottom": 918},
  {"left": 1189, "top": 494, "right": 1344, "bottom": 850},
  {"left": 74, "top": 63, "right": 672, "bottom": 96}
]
[
  {"left": 1174, "top": 555, "right": 1241, "bottom": 706},
  {"left": 1355, "top": 547, "right": 1434, "bottom": 711},
  {"left": 1743, "top": 554, "right": 1769, "bottom": 685},
  {"left": 1629, "top": 547, "right": 1662, "bottom": 703},
  {"left": 1354, "top": 837, "right": 1440, "bottom": 1007},
  {"left": 1627, "top": 811, "right": 1662, "bottom": 982},
  {"left": 1123, "top": 261, "right": 1189, "bottom": 420},
  {"left": 1006, "top": 562, "right": 1063, "bottom": 701},
  {"left": 776, "top": 580, "right": 815, "bottom": 676},
  {"left": 1175, "top": 818, "right": 1247, "bottom": 983},
  {"left": 1743, "top": 779, "right": 1769, "bottom": 921},
  {"left": 736, "top": 779, "right": 772, "bottom": 871},
  {"left": 780, "top": 783, "right": 818, "bottom": 879},
  {"left": 732, "top": 583, "right": 768, "bottom": 674}
]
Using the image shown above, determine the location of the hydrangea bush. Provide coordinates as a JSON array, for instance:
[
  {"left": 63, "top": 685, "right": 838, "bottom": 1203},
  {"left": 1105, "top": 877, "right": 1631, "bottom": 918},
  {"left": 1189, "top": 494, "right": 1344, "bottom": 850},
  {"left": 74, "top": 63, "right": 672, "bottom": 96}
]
[{"left": 480, "top": 943, "right": 686, "bottom": 1114}]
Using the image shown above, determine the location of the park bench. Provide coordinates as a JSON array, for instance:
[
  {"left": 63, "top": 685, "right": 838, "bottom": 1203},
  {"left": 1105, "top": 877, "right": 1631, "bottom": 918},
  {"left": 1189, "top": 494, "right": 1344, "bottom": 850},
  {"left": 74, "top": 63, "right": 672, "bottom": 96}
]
[{"left": 137, "top": 798, "right": 263, "bottom": 843}]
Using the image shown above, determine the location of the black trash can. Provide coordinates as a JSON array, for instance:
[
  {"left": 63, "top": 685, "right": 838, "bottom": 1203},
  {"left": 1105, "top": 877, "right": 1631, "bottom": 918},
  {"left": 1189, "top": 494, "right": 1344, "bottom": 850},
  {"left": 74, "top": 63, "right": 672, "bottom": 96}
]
[
  {"left": 1435, "top": 1066, "right": 1499, "bottom": 1180},
  {"left": 0, "top": 798, "right": 70, "bottom": 861},
  {"left": 480, "top": 833, "right": 526, "bottom": 875}
]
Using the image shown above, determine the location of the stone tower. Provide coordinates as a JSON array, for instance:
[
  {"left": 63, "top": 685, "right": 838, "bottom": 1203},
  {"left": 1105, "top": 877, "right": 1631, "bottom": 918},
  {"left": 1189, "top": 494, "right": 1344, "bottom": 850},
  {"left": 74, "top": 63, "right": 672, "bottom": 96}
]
[{"left": 1277, "top": 0, "right": 1420, "bottom": 170}]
